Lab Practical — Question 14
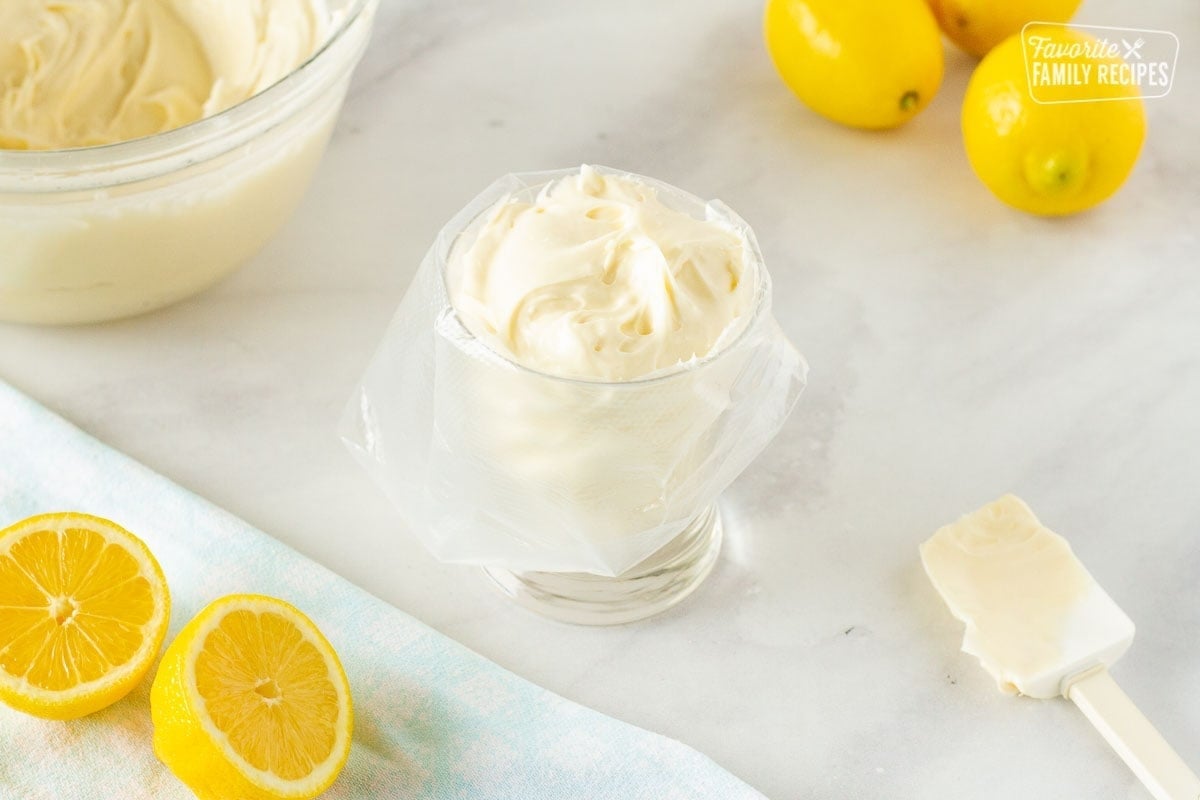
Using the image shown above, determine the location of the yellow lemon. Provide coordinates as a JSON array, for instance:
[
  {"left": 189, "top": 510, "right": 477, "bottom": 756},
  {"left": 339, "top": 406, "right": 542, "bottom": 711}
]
[
  {"left": 962, "top": 28, "right": 1146, "bottom": 216},
  {"left": 151, "top": 594, "right": 353, "bottom": 800},
  {"left": 927, "top": 0, "right": 1082, "bottom": 58},
  {"left": 764, "top": 0, "right": 944, "bottom": 129},
  {"left": 0, "top": 512, "right": 170, "bottom": 720}
]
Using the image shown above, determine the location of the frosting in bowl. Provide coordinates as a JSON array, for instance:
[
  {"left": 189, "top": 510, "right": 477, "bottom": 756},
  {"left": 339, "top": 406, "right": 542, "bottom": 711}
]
[{"left": 0, "top": 0, "right": 329, "bottom": 150}]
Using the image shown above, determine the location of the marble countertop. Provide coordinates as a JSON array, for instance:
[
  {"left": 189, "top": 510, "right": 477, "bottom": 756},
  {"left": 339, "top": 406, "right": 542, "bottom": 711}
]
[{"left": 2, "top": 0, "right": 1197, "bottom": 797}]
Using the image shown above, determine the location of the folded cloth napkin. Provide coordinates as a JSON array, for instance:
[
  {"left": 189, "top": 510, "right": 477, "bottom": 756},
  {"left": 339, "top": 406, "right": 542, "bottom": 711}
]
[{"left": 0, "top": 380, "right": 765, "bottom": 800}]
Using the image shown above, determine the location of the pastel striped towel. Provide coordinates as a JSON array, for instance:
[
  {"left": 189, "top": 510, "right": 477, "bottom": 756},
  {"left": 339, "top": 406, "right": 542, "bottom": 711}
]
[{"left": 0, "top": 379, "right": 764, "bottom": 800}]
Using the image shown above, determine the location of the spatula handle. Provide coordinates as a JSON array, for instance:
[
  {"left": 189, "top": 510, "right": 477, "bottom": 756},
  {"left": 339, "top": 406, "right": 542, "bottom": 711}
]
[{"left": 1067, "top": 668, "right": 1200, "bottom": 800}]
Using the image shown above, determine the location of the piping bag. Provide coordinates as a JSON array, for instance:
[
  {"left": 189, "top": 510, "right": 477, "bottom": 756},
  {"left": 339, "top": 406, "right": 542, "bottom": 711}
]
[{"left": 921, "top": 495, "right": 1200, "bottom": 800}]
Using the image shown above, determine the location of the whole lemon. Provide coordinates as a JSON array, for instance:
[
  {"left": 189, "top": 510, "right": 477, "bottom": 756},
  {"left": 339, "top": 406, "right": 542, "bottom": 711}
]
[
  {"left": 764, "top": 0, "right": 944, "bottom": 129},
  {"left": 962, "top": 28, "right": 1146, "bottom": 216},
  {"left": 927, "top": 0, "right": 1082, "bottom": 58}
]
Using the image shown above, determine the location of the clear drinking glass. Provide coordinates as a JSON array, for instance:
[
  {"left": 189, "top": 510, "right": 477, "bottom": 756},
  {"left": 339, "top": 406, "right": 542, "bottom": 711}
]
[{"left": 342, "top": 167, "right": 807, "bottom": 624}]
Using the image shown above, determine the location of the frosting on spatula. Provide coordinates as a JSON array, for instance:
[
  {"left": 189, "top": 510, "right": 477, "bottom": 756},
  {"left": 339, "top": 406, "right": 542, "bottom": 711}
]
[{"left": 921, "top": 495, "right": 1134, "bottom": 698}]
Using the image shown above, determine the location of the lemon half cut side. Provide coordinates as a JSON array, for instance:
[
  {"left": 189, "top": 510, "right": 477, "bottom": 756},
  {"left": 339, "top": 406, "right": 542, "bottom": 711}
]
[
  {"left": 151, "top": 594, "right": 354, "bottom": 800},
  {"left": 0, "top": 512, "right": 171, "bottom": 720}
]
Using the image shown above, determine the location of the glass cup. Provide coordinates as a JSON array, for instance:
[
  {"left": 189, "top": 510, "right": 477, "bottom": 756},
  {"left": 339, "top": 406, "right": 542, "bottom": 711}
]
[{"left": 342, "top": 167, "right": 806, "bottom": 624}]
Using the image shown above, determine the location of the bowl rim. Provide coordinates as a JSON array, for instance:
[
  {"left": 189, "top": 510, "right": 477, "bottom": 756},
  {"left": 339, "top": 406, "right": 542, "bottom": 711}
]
[{"left": 0, "top": 0, "right": 376, "bottom": 183}]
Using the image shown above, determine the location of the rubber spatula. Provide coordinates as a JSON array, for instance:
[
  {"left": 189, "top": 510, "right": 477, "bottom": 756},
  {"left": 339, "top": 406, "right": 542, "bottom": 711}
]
[{"left": 920, "top": 495, "right": 1200, "bottom": 800}]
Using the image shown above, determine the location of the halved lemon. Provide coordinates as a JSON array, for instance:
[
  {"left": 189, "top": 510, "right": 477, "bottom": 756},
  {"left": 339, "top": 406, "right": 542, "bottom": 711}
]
[
  {"left": 0, "top": 512, "right": 171, "bottom": 720},
  {"left": 151, "top": 594, "right": 353, "bottom": 800}
]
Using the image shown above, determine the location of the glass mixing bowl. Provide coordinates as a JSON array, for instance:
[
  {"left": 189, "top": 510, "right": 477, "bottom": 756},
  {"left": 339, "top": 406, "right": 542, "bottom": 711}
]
[{"left": 0, "top": 0, "right": 378, "bottom": 325}]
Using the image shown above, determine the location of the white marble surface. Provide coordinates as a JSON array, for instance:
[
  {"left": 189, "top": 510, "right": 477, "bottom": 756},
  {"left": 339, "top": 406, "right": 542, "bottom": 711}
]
[{"left": 2, "top": 1, "right": 1199, "bottom": 797}]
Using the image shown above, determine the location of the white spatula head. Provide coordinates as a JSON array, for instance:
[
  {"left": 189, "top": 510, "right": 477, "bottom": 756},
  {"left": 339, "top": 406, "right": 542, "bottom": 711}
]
[{"left": 920, "top": 495, "right": 1135, "bottom": 699}]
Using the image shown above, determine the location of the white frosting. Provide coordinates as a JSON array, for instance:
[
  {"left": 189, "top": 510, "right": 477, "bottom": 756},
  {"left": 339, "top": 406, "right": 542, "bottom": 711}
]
[
  {"left": 0, "top": 0, "right": 329, "bottom": 150},
  {"left": 450, "top": 166, "right": 755, "bottom": 382},
  {"left": 921, "top": 495, "right": 1135, "bottom": 698}
]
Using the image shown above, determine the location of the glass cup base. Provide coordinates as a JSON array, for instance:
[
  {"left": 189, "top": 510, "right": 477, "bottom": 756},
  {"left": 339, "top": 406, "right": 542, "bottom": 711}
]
[{"left": 481, "top": 504, "right": 723, "bottom": 625}]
